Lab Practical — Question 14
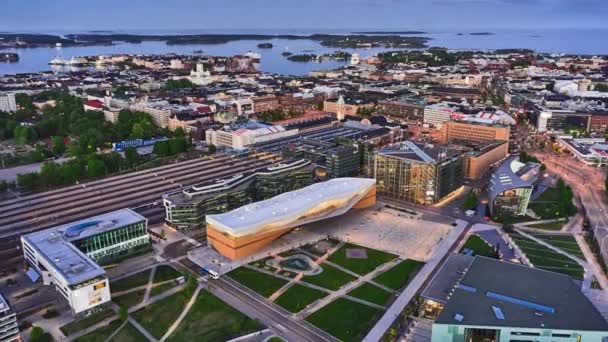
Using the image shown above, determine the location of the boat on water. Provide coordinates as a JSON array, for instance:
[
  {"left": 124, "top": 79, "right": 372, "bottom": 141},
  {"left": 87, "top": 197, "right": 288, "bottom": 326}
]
[
  {"left": 0, "top": 53, "right": 19, "bottom": 62},
  {"left": 244, "top": 51, "right": 261, "bottom": 62}
]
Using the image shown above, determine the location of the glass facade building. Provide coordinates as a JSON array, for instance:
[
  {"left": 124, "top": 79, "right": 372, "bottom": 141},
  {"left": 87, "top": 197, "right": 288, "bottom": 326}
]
[
  {"left": 163, "top": 159, "right": 314, "bottom": 232},
  {"left": 71, "top": 219, "right": 150, "bottom": 264},
  {"left": 373, "top": 141, "right": 464, "bottom": 205}
]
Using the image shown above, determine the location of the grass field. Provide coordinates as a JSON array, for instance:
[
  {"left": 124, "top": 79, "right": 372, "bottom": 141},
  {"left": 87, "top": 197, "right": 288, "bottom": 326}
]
[
  {"left": 305, "top": 298, "right": 383, "bottom": 342},
  {"left": 526, "top": 221, "right": 565, "bottom": 231},
  {"left": 510, "top": 233, "right": 584, "bottom": 280},
  {"left": 460, "top": 235, "right": 497, "bottom": 258},
  {"left": 153, "top": 265, "right": 183, "bottom": 283},
  {"left": 373, "top": 259, "right": 425, "bottom": 290},
  {"left": 132, "top": 286, "right": 195, "bottom": 339},
  {"left": 302, "top": 263, "right": 357, "bottom": 291},
  {"left": 166, "top": 290, "right": 262, "bottom": 342},
  {"left": 60, "top": 310, "right": 115, "bottom": 336},
  {"left": 74, "top": 319, "right": 123, "bottom": 342},
  {"left": 113, "top": 289, "right": 146, "bottom": 308},
  {"left": 110, "top": 270, "right": 151, "bottom": 293},
  {"left": 227, "top": 267, "right": 288, "bottom": 298},
  {"left": 531, "top": 234, "right": 585, "bottom": 259},
  {"left": 150, "top": 282, "right": 177, "bottom": 297},
  {"left": 274, "top": 284, "right": 328, "bottom": 313},
  {"left": 346, "top": 282, "right": 393, "bottom": 306},
  {"left": 327, "top": 243, "right": 397, "bottom": 275}
]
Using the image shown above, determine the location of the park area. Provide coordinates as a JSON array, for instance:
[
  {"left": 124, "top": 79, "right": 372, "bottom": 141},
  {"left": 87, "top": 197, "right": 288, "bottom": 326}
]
[
  {"left": 226, "top": 240, "right": 426, "bottom": 341},
  {"left": 459, "top": 235, "right": 498, "bottom": 259},
  {"left": 509, "top": 233, "right": 584, "bottom": 280}
]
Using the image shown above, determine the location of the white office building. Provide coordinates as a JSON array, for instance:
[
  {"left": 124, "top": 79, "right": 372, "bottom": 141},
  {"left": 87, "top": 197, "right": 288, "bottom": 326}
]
[
  {"left": 0, "top": 93, "right": 17, "bottom": 113},
  {"left": 205, "top": 122, "right": 298, "bottom": 150},
  {"left": 21, "top": 209, "right": 149, "bottom": 315},
  {"left": 423, "top": 103, "right": 458, "bottom": 128},
  {"left": 0, "top": 294, "right": 20, "bottom": 342}
]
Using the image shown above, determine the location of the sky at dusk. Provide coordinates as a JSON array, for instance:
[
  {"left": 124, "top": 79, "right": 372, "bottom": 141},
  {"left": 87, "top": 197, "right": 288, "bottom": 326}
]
[{"left": 1, "top": 0, "right": 607, "bottom": 32}]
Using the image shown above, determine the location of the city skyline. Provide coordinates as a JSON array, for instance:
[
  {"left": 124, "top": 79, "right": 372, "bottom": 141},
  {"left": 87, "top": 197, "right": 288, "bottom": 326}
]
[{"left": 2, "top": 0, "right": 608, "bottom": 31}]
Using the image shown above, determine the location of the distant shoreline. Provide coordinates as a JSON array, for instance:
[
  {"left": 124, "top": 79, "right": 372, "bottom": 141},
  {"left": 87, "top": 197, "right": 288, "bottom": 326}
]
[{"left": 0, "top": 33, "right": 431, "bottom": 49}]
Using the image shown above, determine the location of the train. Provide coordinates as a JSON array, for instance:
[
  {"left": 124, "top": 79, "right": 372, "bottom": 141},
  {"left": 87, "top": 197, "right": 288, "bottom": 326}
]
[{"left": 112, "top": 137, "right": 169, "bottom": 152}]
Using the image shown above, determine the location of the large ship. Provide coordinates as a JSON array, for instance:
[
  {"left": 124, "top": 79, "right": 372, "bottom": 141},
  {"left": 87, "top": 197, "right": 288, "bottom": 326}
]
[{"left": 48, "top": 56, "right": 88, "bottom": 66}]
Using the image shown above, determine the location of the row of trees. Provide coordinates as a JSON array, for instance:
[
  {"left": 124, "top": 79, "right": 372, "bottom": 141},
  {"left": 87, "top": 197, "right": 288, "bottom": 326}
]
[
  {"left": 0, "top": 91, "right": 164, "bottom": 154},
  {"left": 256, "top": 109, "right": 303, "bottom": 122}
]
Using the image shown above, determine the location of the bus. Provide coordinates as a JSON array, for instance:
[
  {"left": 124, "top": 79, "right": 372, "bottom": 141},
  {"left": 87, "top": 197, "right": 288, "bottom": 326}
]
[{"left": 202, "top": 267, "right": 220, "bottom": 279}]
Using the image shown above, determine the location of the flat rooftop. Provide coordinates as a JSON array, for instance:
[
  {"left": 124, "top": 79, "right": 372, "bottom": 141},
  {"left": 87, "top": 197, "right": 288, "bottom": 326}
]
[
  {"left": 436, "top": 256, "right": 608, "bottom": 331},
  {"left": 22, "top": 209, "right": 145, "bottom": 285},
  {"left": 421, "top": 253, "right": 474, "bottom": 304},
  {"left": 377, "top": 141, "right": 462, "bottom": 164},
  {"left": 206, "top": 177, "right": 376, "bottom": 238}
]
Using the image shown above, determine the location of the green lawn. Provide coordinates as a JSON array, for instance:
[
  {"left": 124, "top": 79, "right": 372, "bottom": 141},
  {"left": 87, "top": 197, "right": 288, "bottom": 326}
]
[
  {"left": 227, "top": 267, "right": 288, "bottom": 298},
  {"left": 153, "top": 265, "right": 183, "bottom": 283},
  {"left": 510, "top": 234, "right": 584, "bottom": 280},
  {"left": 274, "top": 284, "right": 328, "bottom": 313},
  {"left": 327, "top": 243, "right": 397, "bottom": 275},
  {"left": 526, "top": 221, "right": 565, "bottom": 231},
  {"left": 150, "top": 282, "right": 177, "bottom": 297},
  {"left": 531, "top": 234, "right": 585, "bottom": 259},
  {"left": 113, "top": 289, "right": 146, "bottom": 308},
  {"left": 74, "top": 319, "right": 122, "bottom": 342},
  {"left": 347, "top": 282, "right": 393, "bottom": 306},
  {"left": 302, "top": 263, "right": 357, "bottom": 291},
  {"left": 305, "top": 298, "right": 383, "bottom": 342},
  {"left": 75, "top": 321, "right": 146, "bottom": 342},
  {"left": 110, "top": 270, "right": 151, "bottom": 293},
  {"left": 60, "top": 310, "right": 115, "bottom": 336},
  {"left": 460, "top": 235, "right": 497, "bottom": 258},
  {"left": 132, "top": 286, "right": 195, "bottom": 339},
  {"left": 166, "top": 290, "right": 262, "bottom": 342},
  {"left": 373, "top": 259, "right": 425, "bottom": 290}
]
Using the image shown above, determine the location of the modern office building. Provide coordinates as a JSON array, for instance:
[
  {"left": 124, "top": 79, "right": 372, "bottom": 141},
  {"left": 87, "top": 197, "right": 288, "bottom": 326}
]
[
  {"left": 441, "top": 120, "right": 510, "bottom": 144},
  {"left": 430, "top": 256, "right": 608, "bottom": 342},
  {"left": 532, "top": 107, "right": 591, "bottom": 133},
  {"left": 372, "top": 141, "right": 464, "bottom": 205},
  {"left": 21, "top": 209, "right": 149, "bottom": 315},
  {"left": 455, "top": 141, "right": 509, "bottom": 180},
  {"left": 282, "top": 138, "right": 361, "bottom": 178},
  {"left": 488, "top": 156, "right": 540, "bottom": 217},
  {"left": 163, "top": 159, "right": 314, "bottom": 231},
  {"left": 423, "top": 103, "right": 456, "bottom": 128},
  {"left": 206, "top": 178, "right": 376, "bottom": 260},
  {"left": 0, "top": 294, "right": 20, "bottom": 342}
]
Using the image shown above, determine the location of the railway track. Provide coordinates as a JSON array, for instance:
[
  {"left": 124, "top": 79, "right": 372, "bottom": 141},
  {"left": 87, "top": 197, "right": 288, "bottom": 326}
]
[{"left": 0, "top": 151, "right": 280, "bottom": 242}]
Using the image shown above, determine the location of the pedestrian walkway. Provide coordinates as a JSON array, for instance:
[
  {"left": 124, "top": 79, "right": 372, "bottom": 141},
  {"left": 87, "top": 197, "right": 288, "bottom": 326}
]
[
  {"left": 575, "top": 234, "right": 608, "bottom": 290},
  {"left": 363, "top": 219, "right": 468, "bottom": 342},
  {"left": 143, "top": 266, "right": 157, "bottom": 302},
  {"left": 159, "top": 284, "right": 202, "bottom": 342}
]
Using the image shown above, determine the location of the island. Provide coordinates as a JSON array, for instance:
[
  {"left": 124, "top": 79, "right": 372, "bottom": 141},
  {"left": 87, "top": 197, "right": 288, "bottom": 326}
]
[
  {"left": 281, "top": 52, "right": 293, "bottom": 57},
  {"left": 470, "top": 32, "right": 495, "bottom": 36},
  {"left": 257, "top": 43, "right": 273, "bottom": 49},
  {"left": 353, "top": 31, "right": 427, "bottom": 34},
  {"left": 285, "top": 50, "right": 352, "bottom": 62}
]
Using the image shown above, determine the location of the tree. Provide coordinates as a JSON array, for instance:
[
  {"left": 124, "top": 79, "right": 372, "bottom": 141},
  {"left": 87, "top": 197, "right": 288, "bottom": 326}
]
[
  {"left": 28, "top": 149, "right": 45, "bottom": 163},
  {"left": 67, "top": 142, "right": 85, "bottom": 157},
  {"left": 173, "top": 127, "right": 186, "bottom": 138},
  {"left": 61, "top": 159, "right": 84, "bottom": 184},
  {"left": 207, "top": 144, "right": 217, "bottom": 154},
  {"left": 30, "top": 326, "right": 52, "bottom": 342},
  {"left": 118, "top": 305, "right": 128, "bottom": 322},
  {"left": 153, "top": 140, "right": 170, "bottom": 157},
  {"left": 51, "top": 136, "right": 66, "bottom": 156},
  {"left": 40, "top": 162, "right": 61, "bottom": 187},
  {"left": 87, "top": 157, "right": 107, "bottom": 178},
  {"left": 124, "top": 146, "right": 139, "bottom": 167},
  {"left": 461, "top": 191, "right": 478, "bottom": 210},
  {"left": 160, "top": 229, "right": 166, "bottom": 239},
  {"left": 169, "top": 138, "right": 187, "bottom": 155},
  {"left": 17, "top": 172, "right": 40, "bottom": 190}
]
